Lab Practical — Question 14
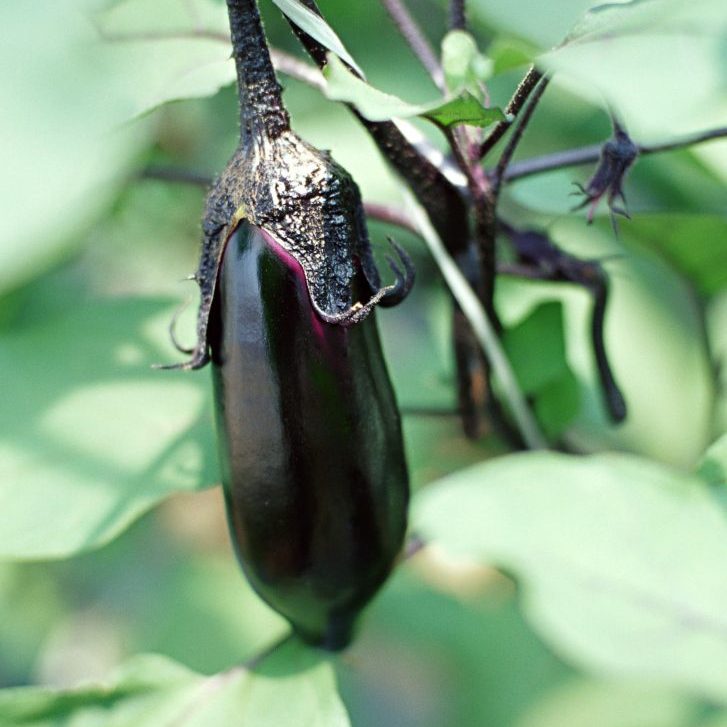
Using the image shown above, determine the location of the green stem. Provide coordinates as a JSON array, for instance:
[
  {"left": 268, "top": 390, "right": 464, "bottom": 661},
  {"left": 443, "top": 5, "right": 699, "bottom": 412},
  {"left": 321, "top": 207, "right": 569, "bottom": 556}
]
[{"left": 405, "top": 192, "right": 548, "bottom": 450}]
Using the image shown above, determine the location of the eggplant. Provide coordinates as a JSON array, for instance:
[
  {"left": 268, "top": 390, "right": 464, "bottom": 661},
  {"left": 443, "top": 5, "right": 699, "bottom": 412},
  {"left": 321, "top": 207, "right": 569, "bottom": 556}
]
[
  {"left": 163, "top": 0, "right": 413, "bottom": 649},
  {"left": 209, "top": 222, "right": 408, "bottom": 649}
]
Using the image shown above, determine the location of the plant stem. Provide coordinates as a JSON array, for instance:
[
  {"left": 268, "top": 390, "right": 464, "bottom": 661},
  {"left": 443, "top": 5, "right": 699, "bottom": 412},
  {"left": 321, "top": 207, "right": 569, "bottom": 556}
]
[
  {"left": 405, "top": 192, "right": 548, "bottom": 450},
  {"left": 286, "top": 0, "right": 470, "bottom": 258},
  {"left": 226, "top": 0, "right": 289, "bottom": 139},
  {"left": 379, "top": 0, "right": 445, "bottom": 91},
  {"left": 450, "top": 0, "right": 466, "bottom": 30},
  {"left": 491, "top": 75, "right": 550, "bottom": 196},
  {"left": 478, "top": 66, "right": 543, "bottom": 160},
  {"left": 503, "top": 125, "right": 727, "bottom": 182}
]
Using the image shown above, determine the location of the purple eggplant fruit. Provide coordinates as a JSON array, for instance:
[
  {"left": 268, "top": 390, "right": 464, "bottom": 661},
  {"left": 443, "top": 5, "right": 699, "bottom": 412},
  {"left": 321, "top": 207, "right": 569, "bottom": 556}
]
[
  {"left": 163, "top": 0, "right": 413, "bottom": 649},
  {"left": 209, "top": 222, "right": 408, "bottom": 648}
]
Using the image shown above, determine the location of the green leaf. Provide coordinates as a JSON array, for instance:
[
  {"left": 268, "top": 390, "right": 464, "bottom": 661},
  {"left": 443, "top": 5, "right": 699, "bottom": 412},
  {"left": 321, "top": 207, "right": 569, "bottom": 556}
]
[
  {"left": 698, "top": 433, "right": 727, "bottom": 487},
  {"left": 441, "top": 30, "right": 493, "bottom": 95},
  {"left": 540, "top": 0, "right": 727, "bottom": 137},
  {"left": 414, "top": 451, "right": 727, "bottom": 702},
  {"left": 324, "top": 54, "right": 505, "bottom": 128},
  {"left": 98, "top": 0, "right": 236, "bottom": 119},
  {"left": 625, "top": 215, "right": 727, "bottom": 297},
  {"left": 502, "top": 302, "right": 570, "bottom": 394},
  {"left": 0, "top": 645, "right": 350, "bottom": 726},
  {"left": 707, "top": 292, "right": 727, "bottom": 435},
  {"left": 0, "top": 0, "right": 152, "bottom": 298},
  {"left": 516, "top": 678, "right": 701, "bottom": 727},
  {"left": 338, "top": 570, "right": 573, "bottom": 727},
  {"left": 488, "top": 37, "right": 538, "bottom": 73},
  {"left": 0, "top": 298, "right": 216, "bottom": 560},
  {"left": 501, "top": 301, "right": 581, "bottom": 439},
  {"left": 269, "top": 0, "right": 364, "bottom": 76},
  {"left": 0, "top": 565, "right": 67, "bottom": 686},
  {"left": 466, "top": 0, "right": 597, "bottom": 49},
  {"left": 534, "top": 371, "right": 581, "bottom": 439}
]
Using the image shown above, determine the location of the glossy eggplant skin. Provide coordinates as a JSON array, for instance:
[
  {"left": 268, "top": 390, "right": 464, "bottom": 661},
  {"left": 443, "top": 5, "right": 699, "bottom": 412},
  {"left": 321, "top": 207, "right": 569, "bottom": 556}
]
[{"left": 209, "top": 221, "right": 409, "bottom": 650}]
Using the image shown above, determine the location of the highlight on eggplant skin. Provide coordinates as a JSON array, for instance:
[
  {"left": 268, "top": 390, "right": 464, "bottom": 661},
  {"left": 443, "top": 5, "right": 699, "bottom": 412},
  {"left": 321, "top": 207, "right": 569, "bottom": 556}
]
[{"left": 208, "top": 221, "right": 410, "bottom": 650}]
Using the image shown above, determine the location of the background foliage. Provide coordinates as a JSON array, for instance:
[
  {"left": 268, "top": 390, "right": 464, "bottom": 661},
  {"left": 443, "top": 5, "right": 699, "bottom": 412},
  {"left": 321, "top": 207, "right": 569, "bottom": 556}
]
[{"left": 1, "top": 0, "right": 726, "bottom": 724}]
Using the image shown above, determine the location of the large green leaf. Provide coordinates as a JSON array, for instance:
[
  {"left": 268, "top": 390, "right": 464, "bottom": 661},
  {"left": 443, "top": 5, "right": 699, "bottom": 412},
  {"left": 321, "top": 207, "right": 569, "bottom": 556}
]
[
  {"left": 465, "top": 0, "right": 597, "bottom": 48},
  {"left": 98, "top": 0, "right": 236, "bottom": 119},
  {"left": 624, "top": 215, "right": 727, "bottom": 297},
  {"left": 0, "top": 298, "right": 216, "bottom": 560},
  {"left": 540, "top": 0, "right": 727, "bottom": 138},
  {"left": 502, "top": 302, "right": 571, "bottom": 394},
  {"left": 0, "top": 645, "right": 350, "bottom": 726},
  {"left": 502, "top": 301, "right": 580, "bottom": 439},
  {"left": 0, "top": 0, "right": 152, "bottom": 298},
  {"left": 515, "top": 678, "right": 701, "bottom": 727},
  {"left": 414, "top": 451, "right": 727, "bottom": 702},
  {"left": 324, "top": 54, "right": 506, "bottom": 128}
]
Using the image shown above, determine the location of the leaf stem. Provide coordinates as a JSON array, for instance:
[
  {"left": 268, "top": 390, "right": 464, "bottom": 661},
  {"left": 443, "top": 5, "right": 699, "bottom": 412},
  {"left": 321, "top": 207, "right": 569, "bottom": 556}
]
[
  {"left": 503, "top": 125, "right": 727, "bottom": 182},
  {"left": 478, "top": 66, "right": 543, "bottom": 160},
  {"left": 379, "top": 0, "right": 445, "bottom": 91},
  {"left": 491, "top": 75, "right": 550, "bottom": 196},
  {"left": 450, "top": 0, "right": 466, "bottom": 31}
]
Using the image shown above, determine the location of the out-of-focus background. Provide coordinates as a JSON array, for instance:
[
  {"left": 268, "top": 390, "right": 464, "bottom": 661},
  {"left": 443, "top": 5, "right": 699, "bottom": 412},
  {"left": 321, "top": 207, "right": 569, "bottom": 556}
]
[{"left": 1, "top": 0, "right": 727, "bottom": 725}]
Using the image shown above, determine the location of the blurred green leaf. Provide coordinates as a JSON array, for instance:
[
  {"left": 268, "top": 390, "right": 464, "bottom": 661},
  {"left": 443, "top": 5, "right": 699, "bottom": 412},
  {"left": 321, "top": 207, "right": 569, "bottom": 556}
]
[
  {"left": 324, "top": 54, "right": 505, "bottom": 127},
  {"left": 0, "top": 565, "right": 67, "bottom": 687},
  {"left": 0, "top": 0, "right": 152, "bottom": 298},
  {"left": 624, "top": 215, "right": 727, "bottom": 296},
  {"left": 466, "top": 0, "right": 596, "bottom": 48},
  {"left": 126, "top": 554, "right": 288, "bottom": 674},
  {"left": 415, "top": 451, "right": 727, "bottom": 702},
  {"left": 403, "top": 415, "right": 505, "bottom": 490},
  {"left": 515, "top": 678, "right": 700, "bottom": 727},
  {"left": 534, "top": 371, "right": 581, "bottom": 440},
  {"left": 339, "top": 570, "right": 572, "bottom": 727},
  {"left": 98, "top": 0, "right": 236, "bottom": 119},
  {"left": 0, "top": 298, "right": 216, "bottom": 560},
  {"left": 501, "top": 301, "right": 580, "bottom": 438},
  {"left": 707, "top": 292, "right": 727, "bottom": 435},
  {"left": 503, "top": 302, "right": 570, "bottom": 394},
  {"left": 441, "top": 30, "right": 493, "bottom": 95},
  {"left": 540, "top": 0, "right": 727, "bottom": 138},
  {"left": 270, "top": 0, "right": 363, "bottom": 76},
  {"left": 488, "top": 37, "right": 538, "bottom": 74},
  {"left": 379, "top": 279, "right": 454, "bottom": 412},
  {"left": 0, "top": 643, "right": 350, "bottom": 726},
  {"left": 698, "top": 433, "right": 727, "bottom": 487}
]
